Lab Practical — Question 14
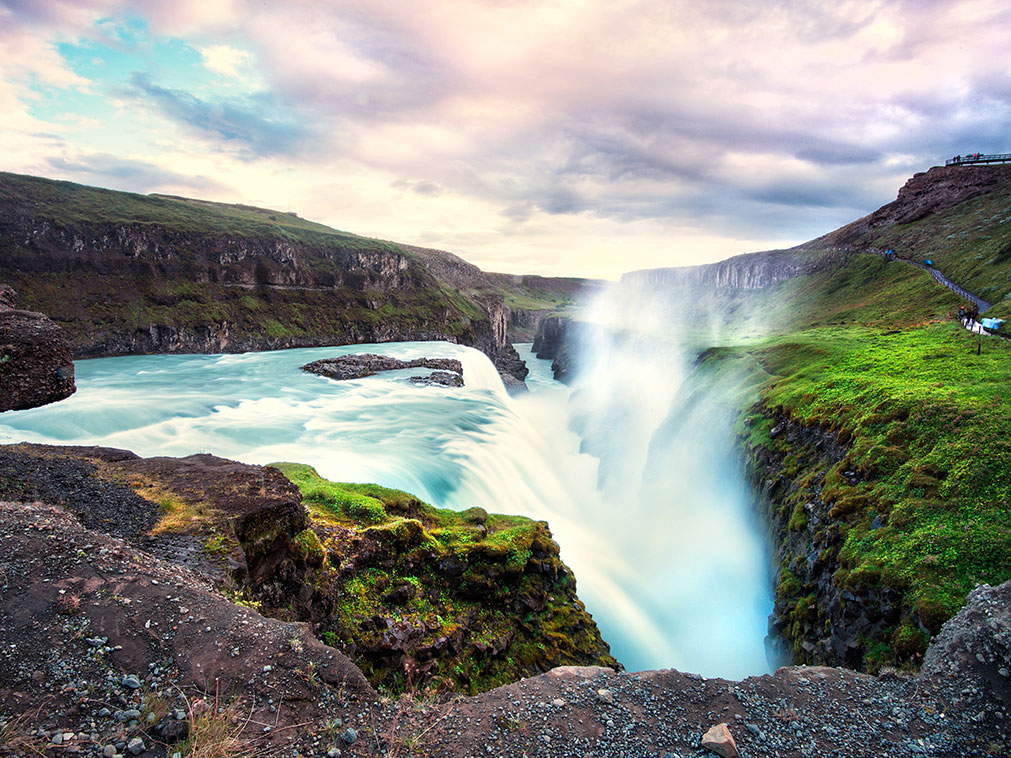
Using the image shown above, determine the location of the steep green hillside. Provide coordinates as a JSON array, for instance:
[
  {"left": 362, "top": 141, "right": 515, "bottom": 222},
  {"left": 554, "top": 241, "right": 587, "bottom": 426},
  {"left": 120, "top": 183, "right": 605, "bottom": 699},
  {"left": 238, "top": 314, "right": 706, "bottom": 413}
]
[
  {"left": 0, "top": 171, "right": 403, "bottom": 252},
  {"left": 870, "top": 188, "right": 1011, "bottom": 314},
  {"left": 800, "top": 163, "right": 1011, "bottom": 315},
  {"left": 690, "top": 179, "right": 1011, "bottom": 671}
]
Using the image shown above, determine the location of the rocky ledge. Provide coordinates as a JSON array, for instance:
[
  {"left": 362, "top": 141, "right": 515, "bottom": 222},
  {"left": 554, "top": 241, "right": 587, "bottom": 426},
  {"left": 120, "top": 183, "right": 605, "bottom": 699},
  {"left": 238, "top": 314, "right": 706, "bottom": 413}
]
[
  {"left": 0, "top": 285, "right": 75, "bottom": 412},
  {"left": 0, "top": 444, "right": 615, "bottom": 702},
  {"left": 0, "top": 467, "right": 1006, "bottom": 756},
  {"left": 531, "top": 316, "right": 596, "bottom": 383},
  {"left": 301, "top": 354, "right": 465, "bottom": 387}
]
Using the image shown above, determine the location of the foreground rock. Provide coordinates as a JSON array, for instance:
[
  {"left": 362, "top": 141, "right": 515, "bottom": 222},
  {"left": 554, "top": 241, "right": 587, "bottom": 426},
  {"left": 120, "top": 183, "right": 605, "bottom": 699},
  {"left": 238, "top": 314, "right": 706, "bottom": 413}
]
[
  {"left": 302, "top": 353, "right": 464, "bottom": 384},
  {"left": 0, "top": 286, "right": 75, "bottom": 412},
  {"left": 0, "top": 443, "right": 1007, "bottom": 756},
  {"left": 701, "top": 721, "right": 739, "bottom": 757},
  {"left": 922, "top": 580, "right": 1011, "bottom": 704},
  {"left": 0, "top": 444, "right": 617, "bottom": 699},
  {"left": 0, "top": 500, "right": 376, "bottom": 757}
]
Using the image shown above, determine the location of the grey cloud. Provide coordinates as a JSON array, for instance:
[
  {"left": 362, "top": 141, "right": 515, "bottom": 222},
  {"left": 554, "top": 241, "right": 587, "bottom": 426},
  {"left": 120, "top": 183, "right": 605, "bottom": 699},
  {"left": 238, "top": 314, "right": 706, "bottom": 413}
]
[
  {"left": 794, "top": 146, "right": 881, "bottom": 166},
  {"left": 391, "top": 179, "right": 442, "bottom": 197},
  {"left": 126, "top": 73, "right": 309, "bottom": 157},
  {"left": 45, "top": 153, "right": 233, "bottom": 195}
]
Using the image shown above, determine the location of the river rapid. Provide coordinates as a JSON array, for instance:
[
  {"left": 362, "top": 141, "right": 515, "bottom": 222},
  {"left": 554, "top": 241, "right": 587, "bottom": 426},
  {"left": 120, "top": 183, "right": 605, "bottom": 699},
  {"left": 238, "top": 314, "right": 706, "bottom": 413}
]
[{"left": 1, "top": 337, "right": 773, "bottom": 679}]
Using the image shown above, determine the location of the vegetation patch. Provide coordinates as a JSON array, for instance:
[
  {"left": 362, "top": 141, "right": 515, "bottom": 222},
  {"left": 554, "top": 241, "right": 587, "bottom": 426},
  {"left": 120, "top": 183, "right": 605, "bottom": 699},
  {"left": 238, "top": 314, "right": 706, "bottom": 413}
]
[
  {"left": 693, "top": 251, "right": 1011, "bottom": 671},
  {"left": 266, "top": 462, "right": 618, "bottom": 696}
]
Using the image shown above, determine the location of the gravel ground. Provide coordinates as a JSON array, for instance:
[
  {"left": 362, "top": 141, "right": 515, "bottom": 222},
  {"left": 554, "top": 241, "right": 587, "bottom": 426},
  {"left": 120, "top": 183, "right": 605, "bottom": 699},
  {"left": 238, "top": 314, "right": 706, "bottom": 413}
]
[{"left": 0, "top": 446, "right": 157, "bottom": 542}]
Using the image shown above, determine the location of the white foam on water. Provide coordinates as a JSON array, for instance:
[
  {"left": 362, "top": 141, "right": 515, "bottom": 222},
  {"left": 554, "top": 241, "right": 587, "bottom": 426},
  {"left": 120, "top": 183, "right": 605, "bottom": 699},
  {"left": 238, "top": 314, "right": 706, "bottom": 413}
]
[{"left": 1, "top": 336, "right": 773, "bottom": 679}]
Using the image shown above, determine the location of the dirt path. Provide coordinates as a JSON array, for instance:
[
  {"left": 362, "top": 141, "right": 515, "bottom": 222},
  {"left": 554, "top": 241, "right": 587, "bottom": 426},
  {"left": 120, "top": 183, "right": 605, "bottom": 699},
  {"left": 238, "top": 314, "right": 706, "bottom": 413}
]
[{"left": 873, "top": 250, "right": 993, "bottom": 313}]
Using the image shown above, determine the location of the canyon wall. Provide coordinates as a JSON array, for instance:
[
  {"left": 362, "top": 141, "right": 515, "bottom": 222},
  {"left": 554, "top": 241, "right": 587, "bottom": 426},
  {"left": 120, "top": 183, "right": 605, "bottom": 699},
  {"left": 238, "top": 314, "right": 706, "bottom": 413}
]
[{"left": 0, "top": 173, "right": 528, "bottom": 386}]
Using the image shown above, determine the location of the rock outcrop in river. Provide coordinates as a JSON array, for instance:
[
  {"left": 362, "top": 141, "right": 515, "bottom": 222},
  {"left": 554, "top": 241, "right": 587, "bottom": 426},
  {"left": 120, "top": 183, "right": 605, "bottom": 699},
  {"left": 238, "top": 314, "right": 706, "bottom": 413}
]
[{"left": 302, "top": 354, "right": 465, "bottom": 386}]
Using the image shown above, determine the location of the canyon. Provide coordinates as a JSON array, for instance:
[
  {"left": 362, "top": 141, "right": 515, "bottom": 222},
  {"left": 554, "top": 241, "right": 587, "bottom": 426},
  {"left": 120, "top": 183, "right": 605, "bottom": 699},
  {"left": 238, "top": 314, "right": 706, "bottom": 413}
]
[{"left": 3, "top": 164, "right": 1011, "bottom": 756}]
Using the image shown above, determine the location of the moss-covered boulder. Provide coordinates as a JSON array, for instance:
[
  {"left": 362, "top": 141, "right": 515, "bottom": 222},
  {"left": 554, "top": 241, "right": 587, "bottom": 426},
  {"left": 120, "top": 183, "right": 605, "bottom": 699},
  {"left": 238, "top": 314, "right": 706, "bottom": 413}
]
[{"left": 263, "top": 462, "right": 620, "bottom": 695}]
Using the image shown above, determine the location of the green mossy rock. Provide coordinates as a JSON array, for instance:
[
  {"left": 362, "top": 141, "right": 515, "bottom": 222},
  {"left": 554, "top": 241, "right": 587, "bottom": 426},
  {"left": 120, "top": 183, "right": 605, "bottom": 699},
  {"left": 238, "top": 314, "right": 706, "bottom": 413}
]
[{"left": 260, "top": 462, "right": 619, "bottom": 696}]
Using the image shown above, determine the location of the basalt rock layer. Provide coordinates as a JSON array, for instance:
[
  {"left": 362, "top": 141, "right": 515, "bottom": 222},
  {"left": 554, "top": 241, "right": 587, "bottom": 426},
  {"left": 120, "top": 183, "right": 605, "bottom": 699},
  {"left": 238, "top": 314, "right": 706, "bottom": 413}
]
[
  {"left": 620, "top": 249, "right": 835, "bottom": 291},
  {"left": 744, "top": 413, "right": 894, "bottom": 670},
  {"left": 0, "top": 172, "right": 529, "bottom": 386}
]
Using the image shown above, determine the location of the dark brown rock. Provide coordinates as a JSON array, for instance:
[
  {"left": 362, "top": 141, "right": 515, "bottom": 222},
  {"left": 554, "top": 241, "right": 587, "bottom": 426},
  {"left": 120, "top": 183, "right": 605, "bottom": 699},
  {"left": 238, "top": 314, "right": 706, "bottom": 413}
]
[
  {"left": 0, "top": 307, "right": 75, "bottom": 412},
  {"left": 301, "top": 354, "right": 463, "bottom": 382}
]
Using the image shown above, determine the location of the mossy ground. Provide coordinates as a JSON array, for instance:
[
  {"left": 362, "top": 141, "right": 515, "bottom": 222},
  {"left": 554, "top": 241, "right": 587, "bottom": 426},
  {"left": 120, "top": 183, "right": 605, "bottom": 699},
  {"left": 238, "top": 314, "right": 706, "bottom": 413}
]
[
  {"left": 748, "top": 324, "right": 1011, "bottom": 648},
  {"left": 269, "top": 463, "right": 617, "bottom": 696},
  {"left": 693, "top": 252, "right": 1011, "bottom": 669}
]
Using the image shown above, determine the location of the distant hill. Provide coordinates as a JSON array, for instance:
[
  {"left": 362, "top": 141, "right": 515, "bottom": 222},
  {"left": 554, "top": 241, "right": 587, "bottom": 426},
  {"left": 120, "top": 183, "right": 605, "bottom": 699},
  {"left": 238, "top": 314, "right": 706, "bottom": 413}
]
[
  {"left": 799, "top": 163, "right": 1011, "bottom": 315},
  {"left": 0, "top": 172, "right": 596, "bottom": 387}
]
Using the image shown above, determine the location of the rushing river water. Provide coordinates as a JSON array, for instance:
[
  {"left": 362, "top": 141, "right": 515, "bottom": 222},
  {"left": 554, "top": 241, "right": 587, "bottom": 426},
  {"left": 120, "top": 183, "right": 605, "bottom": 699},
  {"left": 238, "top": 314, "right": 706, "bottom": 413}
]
[{"left": 0, "top": 337, "right": 773, "bottom": 678}]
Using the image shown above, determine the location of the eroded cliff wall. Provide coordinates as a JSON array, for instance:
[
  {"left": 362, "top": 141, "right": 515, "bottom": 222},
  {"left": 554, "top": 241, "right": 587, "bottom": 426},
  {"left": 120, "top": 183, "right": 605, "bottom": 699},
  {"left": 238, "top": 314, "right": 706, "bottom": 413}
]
[{"left": 0, "top": 172, "right": 527, "bottom": 385}]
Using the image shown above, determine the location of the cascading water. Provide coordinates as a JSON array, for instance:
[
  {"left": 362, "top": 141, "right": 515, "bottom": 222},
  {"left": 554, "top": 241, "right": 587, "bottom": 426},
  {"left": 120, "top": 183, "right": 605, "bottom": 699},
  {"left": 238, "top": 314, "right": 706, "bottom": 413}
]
[
  {"left": 0, "top": 320, "right": 775, "bottom": 678},
  {"left": 546, "top": 279, "right": 777, "bottom": 676}
]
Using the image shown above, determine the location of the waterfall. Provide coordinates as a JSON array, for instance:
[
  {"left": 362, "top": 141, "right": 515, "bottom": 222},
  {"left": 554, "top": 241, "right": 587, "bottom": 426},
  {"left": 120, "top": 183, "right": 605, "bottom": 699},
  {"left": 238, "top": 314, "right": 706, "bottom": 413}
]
[
  {"left": 1, "top": 332, "right": 774, "bottom": 679},
  {"left": 529, "top": 278, "right": 776, "bottom": 676}
]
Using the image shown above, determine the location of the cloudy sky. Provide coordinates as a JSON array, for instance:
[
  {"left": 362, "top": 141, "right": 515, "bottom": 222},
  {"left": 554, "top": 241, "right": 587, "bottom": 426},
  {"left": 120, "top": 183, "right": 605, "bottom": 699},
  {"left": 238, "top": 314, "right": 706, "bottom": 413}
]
[{"left": 3, "top": 1, "right": 1010, "bottom": 278}]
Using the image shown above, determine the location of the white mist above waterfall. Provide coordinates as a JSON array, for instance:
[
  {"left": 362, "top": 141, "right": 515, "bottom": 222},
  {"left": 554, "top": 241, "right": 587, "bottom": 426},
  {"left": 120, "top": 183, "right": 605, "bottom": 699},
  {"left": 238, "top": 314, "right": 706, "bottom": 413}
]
[
  {"left": 1, "top": 327, "right": 774, "bottom": 679},
  {"left": 552, "top": 279, "right": 776, "bottom": 676}
]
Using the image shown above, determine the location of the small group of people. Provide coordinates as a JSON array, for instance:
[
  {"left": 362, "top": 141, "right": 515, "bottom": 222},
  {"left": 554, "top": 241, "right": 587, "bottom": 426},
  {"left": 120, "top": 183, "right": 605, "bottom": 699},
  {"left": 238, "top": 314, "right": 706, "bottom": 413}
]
[
  {"left": 952, "top": 153, "right": 983, "bottom": 163},
  {"left": 957, "top": 304, "right": 987, "bottom": 334}
]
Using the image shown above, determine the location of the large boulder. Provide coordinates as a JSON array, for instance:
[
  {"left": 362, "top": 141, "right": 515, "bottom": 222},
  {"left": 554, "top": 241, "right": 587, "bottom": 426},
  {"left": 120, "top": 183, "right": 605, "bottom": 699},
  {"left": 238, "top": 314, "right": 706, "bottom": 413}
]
[
  {"left": 0, "top": 288, "right": 76, "bottom": 411},
  {"left": 921, "top": 580, "right": 1011, "bottom": 704}
]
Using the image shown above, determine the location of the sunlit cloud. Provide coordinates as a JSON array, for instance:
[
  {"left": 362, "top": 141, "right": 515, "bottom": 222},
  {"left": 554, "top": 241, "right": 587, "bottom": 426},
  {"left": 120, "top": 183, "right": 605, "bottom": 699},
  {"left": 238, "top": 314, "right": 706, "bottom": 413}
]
[{"left": 198, "top": 44, "right": 250, "bottom": 77}]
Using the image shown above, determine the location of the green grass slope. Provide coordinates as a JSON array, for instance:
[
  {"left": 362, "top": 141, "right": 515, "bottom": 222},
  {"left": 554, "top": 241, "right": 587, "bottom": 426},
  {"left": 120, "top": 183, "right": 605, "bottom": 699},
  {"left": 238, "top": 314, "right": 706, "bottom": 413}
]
[
  {"left": 798, "top": 164, "right": 1011, "bottom": 316},
  {"left": 0, "top": 171, "right": 400, "bottom": 252},
  {"left": 695, "top": 245, "right": 1011, "bottom": 669}
]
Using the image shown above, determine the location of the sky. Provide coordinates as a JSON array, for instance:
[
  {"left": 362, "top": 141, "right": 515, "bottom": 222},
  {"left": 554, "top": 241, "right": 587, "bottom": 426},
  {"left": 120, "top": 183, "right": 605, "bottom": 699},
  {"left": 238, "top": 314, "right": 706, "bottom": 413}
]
[{"left": 2, "top": 1, "right": 1011, "bottom": 279}]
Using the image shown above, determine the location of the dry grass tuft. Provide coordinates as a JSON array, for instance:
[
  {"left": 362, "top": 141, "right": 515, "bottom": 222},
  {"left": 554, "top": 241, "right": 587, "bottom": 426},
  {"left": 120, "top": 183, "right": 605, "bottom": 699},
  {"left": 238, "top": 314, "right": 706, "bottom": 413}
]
[{"left": 174, "top": 688, "right": 254, "bottom": 758}]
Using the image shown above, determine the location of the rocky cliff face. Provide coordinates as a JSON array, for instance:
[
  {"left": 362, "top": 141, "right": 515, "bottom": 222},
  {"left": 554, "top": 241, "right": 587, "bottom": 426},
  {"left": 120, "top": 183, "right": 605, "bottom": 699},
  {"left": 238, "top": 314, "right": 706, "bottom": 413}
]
[
  {"left": 0, "top": 173, "right": 529, "bottom": 386},
  {"left": 621, "top": 249, "right": 833, "bottom": 291},
  {"left": 507, "top": 307, "right": 552, "bottom": 342},
  {"left": 0, "top": 286, "right": 75, "bottom": 412},
  {"left": 531, "top": 316, "right": 582, "bottom": 382},
  {"left": 801, "top": 163, "right": 1011, "bottom": 250},
  {"left": 744, "top": 413, "right": 896, "bottom": 670}
]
